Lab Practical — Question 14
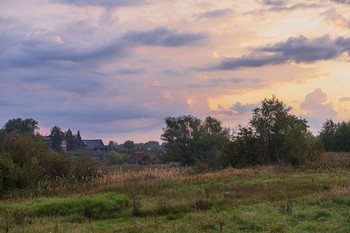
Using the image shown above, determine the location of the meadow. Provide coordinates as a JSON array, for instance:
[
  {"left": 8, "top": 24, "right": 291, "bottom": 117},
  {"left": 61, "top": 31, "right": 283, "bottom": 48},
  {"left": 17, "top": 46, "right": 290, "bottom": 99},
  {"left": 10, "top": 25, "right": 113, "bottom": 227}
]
[{"left": 1, "top": 152, "right": 350, "bottom": 233}]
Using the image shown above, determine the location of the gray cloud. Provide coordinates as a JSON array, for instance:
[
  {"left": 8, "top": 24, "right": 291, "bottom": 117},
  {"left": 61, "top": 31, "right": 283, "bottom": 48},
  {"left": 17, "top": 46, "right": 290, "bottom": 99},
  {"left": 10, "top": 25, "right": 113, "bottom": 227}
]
[
  {"left": 0, "top": 17, "right": 202, "bottom": 138},
  {"left": 214, "top": 102, "right": 257, "bottom": 116},
  {"left": 268, "top": 3, "right": 321, "bottom": 12},
  {"left": 0, "top": 25, "right": 208, "bottom": 71},
  {"left": 210, "top": 77, "right": 243, "bottom": 83},
  {"left": 53, "top": 0, "right": 147, "bottom": 7},
  {"left": 261, "top": 0, "right": 321, "bottom": 11},
  {"left": 114, "top": 68, "right": 147, "bottom": 75},
  {"left": 121, "top": 28, "right": 208, "bottom": 47},
  {"left": 263, "top": 0, "right": 286, "bottom": 6},
  {"left": 161, "top": 69, "right": 185, "bottom": 76},
  {"left": 203, "top": 35, "right": 350, "bottom": 70},
  {"left": 197, "top": 9, "right": 233, "bottom": 18},
  {"left": 331, "top": 0, "right": 350, "bottom": 4},
  {"left": 230, "top": 102, "right": 257, "bottom": 114}
]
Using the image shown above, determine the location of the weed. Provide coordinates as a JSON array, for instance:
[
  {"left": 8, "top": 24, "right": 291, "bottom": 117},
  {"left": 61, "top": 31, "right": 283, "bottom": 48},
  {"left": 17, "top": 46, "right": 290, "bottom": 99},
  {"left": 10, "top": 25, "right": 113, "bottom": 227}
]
[
  {"left": 280, "top": 199, "right": 293, "bottom": 215},
  {"left": 132, "top": 199, "right": 141, "bottom": 217},
  {"left": 193, "top": 199, "right": 212, "bottom": 211}
]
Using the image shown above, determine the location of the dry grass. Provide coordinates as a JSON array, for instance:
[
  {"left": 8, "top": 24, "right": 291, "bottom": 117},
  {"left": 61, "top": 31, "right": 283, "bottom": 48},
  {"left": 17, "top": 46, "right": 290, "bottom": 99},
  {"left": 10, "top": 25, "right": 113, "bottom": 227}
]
[{"left": 3, "top": 153, "right": 350, "bottom": 232}]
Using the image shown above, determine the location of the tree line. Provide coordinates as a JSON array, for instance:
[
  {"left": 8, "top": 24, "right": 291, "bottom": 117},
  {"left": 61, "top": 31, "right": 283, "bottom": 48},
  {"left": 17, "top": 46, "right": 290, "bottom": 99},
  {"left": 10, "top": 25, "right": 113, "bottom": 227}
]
[
  {"left": 161, "top": 96, "right": 332, "bottom": 169},
  {"left": 319, "top": 119, "right": 350, "bottom": 152},
  {"left": 1, "top": 96, "right": 349, "bottom": 193}
]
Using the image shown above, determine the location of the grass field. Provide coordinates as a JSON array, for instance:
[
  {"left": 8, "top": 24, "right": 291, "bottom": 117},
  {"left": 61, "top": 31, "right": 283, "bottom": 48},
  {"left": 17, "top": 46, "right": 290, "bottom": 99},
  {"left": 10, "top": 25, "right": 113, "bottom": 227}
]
[{"left": 1, "top": 152, "right": 350, "bottom": 232}]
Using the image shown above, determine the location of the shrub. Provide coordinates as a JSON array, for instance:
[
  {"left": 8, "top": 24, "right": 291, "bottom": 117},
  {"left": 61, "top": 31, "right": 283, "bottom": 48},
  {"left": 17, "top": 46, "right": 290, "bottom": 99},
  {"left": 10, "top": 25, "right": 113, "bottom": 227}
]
[
  {"left": 0, "top": 152, "right": 18, "bottom": 193},
  {"left": 0, "top": 132, "right": 99, "bottom": 193},
  {"left": 107, "top": 151, "right": 124, "bottom": 165},
  {"left": 71, "top": 155, "right": 100, "bottom": 180}
]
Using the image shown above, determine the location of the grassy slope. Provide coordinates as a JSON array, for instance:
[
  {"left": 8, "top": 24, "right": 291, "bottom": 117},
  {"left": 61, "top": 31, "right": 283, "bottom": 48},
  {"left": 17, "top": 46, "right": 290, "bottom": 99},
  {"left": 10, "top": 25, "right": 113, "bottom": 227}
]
[{"left": 1, "top": 153, "right": 350, "bottom": 232}]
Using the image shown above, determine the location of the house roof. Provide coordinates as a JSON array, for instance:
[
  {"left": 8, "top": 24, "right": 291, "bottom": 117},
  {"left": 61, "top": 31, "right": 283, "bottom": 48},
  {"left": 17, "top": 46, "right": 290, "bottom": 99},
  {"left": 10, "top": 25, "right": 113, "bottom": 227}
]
[
  {"left": 42, "top": 136, "right": 50, "bottom": 141},
  {"left": 82, "top": 139, "right": 105, "bottom": 150}
]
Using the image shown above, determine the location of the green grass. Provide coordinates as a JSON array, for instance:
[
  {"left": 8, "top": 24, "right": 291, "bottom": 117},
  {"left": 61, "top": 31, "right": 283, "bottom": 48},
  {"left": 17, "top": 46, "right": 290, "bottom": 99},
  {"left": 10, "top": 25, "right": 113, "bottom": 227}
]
[{"left": 2, "top": 153, "right": 350, "bottom": 232}]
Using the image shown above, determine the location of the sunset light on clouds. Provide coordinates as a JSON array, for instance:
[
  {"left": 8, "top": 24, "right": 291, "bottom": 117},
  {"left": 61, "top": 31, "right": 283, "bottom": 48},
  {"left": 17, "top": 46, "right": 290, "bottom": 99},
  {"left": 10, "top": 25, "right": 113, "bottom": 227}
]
[{"left": 1, "top": 0, "right": 350, "bottom": 143}]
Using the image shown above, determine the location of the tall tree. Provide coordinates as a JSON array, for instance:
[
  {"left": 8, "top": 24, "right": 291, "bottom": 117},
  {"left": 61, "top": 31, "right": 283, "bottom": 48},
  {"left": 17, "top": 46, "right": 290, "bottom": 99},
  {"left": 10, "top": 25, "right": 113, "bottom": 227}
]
[
  {"left": 334, "top": 122, "right": 350, "bottom": 152},
  {"left": 4, "top": 118, "right": 38, "bottom": 135},
  {"left": 108, "top": 140, "right": 118, "bottom": 151},
  {"left": 124, "top": 140, "right": 135, "bottom": 153},
  {"left": 249, "top": 96, "right": 309, "bottom": 164},
  {"left": 161, "top": 115, "right": 202, "bottom": 165},
  {"left": 161, "top": 115, "right": 229, "bottom": 166},
  {"left": 50, "top": 126, "right": 64, "bottom": 152},
  {"left": 65, "top": 129, "right": 76, "bottom": 151},
  {"left": 319, "top": 119, "right": 338, "bottom": 151},
  {"left": 76, "top": 130, "right": 84, "bottom": 149}
]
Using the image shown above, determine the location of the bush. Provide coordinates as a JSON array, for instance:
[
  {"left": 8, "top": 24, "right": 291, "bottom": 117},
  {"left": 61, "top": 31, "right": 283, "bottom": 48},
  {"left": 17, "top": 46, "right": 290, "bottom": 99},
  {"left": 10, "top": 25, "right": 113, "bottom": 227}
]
[
  {"left": 107, "top": 151, "right": 124, "bottom": 165},
  {"left": 0, "top": 152, "right": 18, "bottom": 193},
  {"left": 0, "top": 133, "right": 99, "bottom": 194}
]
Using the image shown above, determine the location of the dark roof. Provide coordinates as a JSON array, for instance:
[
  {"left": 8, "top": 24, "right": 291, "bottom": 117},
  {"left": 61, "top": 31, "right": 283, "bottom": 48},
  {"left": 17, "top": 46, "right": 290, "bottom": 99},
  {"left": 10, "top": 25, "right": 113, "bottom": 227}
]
[
  {"left": 82, "top": 139, "right": 105, "bottom": 150},
  {"left": 42, "top": 136, "right": 50, "bottom": 141}
]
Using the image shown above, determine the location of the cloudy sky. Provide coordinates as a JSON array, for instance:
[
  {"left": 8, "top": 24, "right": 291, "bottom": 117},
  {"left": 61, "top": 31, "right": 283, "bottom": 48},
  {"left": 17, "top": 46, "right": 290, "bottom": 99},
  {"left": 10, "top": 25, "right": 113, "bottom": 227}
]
[{"left": 1, "top": 0, "right": 350, "bottom": 143}]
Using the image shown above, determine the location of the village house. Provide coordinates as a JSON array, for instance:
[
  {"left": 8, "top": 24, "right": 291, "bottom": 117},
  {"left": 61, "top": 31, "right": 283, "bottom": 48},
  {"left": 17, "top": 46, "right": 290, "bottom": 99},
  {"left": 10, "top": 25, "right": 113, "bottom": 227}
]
[{"left": 82, "top": 139, "right": 110, "bottom": 152}]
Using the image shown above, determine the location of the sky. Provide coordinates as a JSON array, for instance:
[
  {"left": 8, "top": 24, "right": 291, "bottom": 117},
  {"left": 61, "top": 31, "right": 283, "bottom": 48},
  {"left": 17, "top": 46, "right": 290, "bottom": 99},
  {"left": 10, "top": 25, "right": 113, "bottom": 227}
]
[{"left": 1, "top": 0, "right": 350, "bottom": 144}]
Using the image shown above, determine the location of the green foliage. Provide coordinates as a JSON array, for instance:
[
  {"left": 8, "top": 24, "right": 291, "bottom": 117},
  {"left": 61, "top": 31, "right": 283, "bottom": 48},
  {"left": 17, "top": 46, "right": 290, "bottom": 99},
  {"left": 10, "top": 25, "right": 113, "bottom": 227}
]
[
  {"left": 107, "top": 151, "right": 124, "bottom": 165},
  {"left": 161, "top": 115, "right": 230, "bottom": 167},
  {"left": 108, "top": 140, "right": 118, "bottom": 151},
  {"left": 250, "top": 96, "right": 309, "bottom": 164},
  {"left": 65, "top": 129, "right": 84, "bottom": 151},
  {"left": 76, "top": 130, "right": 84, "bottom": 148},
  {"left": 320, "top": 120, "right": 350, "bottom": 152},
  {"left": 224, "top": 96, "right": 317, "bottom": 167},
  {"left": 40, "top": 151, "right": 72, "bottom": 180},
  {"left": 0, "top": 152, "right": 17, "bottom": 193},
  {"left": 0, "top": 132, "right": 98, "bottom": 194},
  {"left": 30, "top": 193, "right": 130, "bottom": 219},
  {"left": 3, "top": 118, "right": 38, "bottom": 135},
  {"left": 0, "top": 193, "right": 131, "bottom": 222},
  {"left": 334, "top": 121, "right": 350, "bottom": 152},
  {"left": 305, "top": 132, "right": 324, "bottom": 162},
  {"left": 50, "top": 126, "right": 64, "bottom": 152},
  {"left": 124, "top": 140, "right": 135, "bottom": 153},
  {"left": 225, "top": 96, "right": 316, "bottom": 166},
  {"left": 71, "top": 155, "right": 100, "bottom": 180},
  {"left": 141, "top": 155, "right": 151, "bottom": 162},
  {"left": 65, "top": 129, "right": 75, "bottom": 151},
  {"left": 2, "top": 154, "right": 350, "bottom": 232},
  {"left": 319, "top": 119, "right": 338, "bottom": 151},
  {"left": 0, "top": 133, "right": 47, "bottom": 190},
  {"left": 223, "top": 126, "right": 262, "bottom": 168}
]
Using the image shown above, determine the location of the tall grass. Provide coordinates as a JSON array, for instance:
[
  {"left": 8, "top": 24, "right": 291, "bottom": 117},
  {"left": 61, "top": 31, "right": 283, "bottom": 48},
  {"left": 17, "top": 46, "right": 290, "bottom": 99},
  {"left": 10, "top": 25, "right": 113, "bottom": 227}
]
[{"left": 2, "top": 153, "right": 350, "bottom": 232}]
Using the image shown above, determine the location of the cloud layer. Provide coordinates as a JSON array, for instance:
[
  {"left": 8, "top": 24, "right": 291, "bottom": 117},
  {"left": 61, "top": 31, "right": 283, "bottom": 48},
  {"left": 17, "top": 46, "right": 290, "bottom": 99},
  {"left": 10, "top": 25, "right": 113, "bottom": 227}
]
[
  {"left": 1, "top": 0, "right": 349, "bottom": 142},
  {"left": 205, "top": 36, "right": 350, "bottom": 70}
]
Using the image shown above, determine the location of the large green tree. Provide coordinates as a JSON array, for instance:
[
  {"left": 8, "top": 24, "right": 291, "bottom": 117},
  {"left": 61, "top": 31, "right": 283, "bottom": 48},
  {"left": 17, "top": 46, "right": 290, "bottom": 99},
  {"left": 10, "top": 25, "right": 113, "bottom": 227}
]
[
  {"left": 224, "top": 96, "right": 315, "bottom": 167},
  {"left": 50, "top": 126, "right": 64, "bottom": 152},
  {"left": 161, "top": 115, "right": 230, "bottom": 166},
  {"left": 334, "top": 122, "right": 350, "bottom": 152},
  {"left": 3, "top": 118, "right": 38, "bottom": 135},
  {"left": 64, "top": 129, "right": 84, "bottom": 151},
  {"left": 319, "top": 119, "right": 338, "bottom": 151},
  {"left": 123, "top": 140, "right": 135, "bottom": 154},
  {"left": 250, "top": 96, "right": 309, "bottom": 164},
  {"left": 319, "top": 120, "right": 350, "bottom": 152}
]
